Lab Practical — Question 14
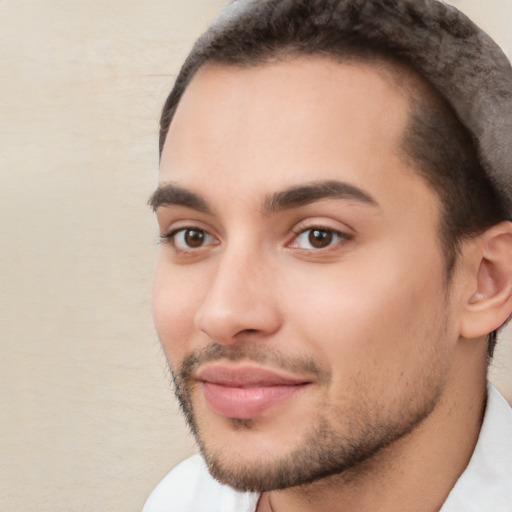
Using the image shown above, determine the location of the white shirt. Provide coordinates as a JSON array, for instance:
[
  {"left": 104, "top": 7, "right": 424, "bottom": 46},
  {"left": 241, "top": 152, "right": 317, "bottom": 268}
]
[{"left": 143, "top": 385, "right": 512, "bottom": 512}]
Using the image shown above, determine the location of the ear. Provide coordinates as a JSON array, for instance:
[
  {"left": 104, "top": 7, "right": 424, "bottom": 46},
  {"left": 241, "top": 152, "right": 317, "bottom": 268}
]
[{"left": 459, "top": 221, "right": 512, "bottom": 340}]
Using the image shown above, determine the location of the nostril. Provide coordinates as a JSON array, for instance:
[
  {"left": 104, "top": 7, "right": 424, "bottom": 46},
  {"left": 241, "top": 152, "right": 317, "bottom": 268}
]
[{"left": 232, "top": 328, "right": 261, "bottom": 339}]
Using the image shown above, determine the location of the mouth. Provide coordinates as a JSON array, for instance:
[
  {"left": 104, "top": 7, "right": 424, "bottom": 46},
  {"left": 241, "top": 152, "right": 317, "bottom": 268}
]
[{"left": 196, "top": 364, "right": 312, "bottom": 419}]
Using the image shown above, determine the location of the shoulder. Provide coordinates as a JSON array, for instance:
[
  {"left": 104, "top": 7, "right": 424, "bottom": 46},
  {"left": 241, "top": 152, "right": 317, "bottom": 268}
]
[{"left": 142, "top": 454, "right": 259, "bottom": 512}]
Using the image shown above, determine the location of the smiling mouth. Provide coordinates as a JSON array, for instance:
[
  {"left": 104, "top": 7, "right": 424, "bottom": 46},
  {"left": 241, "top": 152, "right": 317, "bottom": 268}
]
[{"left": 196, "top": 364, "right": 312, "bottom": 419}]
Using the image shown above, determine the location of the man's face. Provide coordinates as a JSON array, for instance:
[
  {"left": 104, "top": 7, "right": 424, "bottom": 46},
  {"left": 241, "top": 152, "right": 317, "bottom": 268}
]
[{"left": 152, "top": 58, "right": 461, "bottom": 491}]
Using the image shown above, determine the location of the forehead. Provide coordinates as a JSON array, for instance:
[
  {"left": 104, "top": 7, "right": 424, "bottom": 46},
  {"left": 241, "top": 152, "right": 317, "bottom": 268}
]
[
  {"left": 167, "top": 57, "right": 413, "bottom": 141},
  {"left": 159, "top": 57, "right": 436, "bottom": 219}
]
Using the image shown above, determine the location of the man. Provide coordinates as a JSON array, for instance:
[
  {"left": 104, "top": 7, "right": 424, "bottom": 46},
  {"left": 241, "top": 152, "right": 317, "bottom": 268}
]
[{"left": 144, "top": 1, "right": 512, "bottom": 510}]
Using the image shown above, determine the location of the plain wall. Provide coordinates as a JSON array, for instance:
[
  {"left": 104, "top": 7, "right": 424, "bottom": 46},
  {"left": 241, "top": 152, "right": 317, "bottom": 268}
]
[{"left": 0, "top": 1, "right": 511, "bottom": 511}]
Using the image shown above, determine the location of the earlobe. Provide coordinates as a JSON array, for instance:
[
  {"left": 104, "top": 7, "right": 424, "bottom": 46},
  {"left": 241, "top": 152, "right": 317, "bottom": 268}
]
[{"left": 459, "top": 221, "right": 512, "bottom": 340}]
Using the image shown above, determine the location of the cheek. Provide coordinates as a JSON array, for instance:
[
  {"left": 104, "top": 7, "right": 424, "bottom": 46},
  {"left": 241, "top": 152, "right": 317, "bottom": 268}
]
[
  {"left": 152, "top": 258, "right": 205, "bottom": 364},
  {"left": 284, "top": 246, "right": 447, "bottom": 369}
]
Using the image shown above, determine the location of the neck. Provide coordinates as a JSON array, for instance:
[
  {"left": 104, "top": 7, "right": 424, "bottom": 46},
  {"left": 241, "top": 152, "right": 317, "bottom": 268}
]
[{"left": 258, "top": 346, "right": 487, "bottom": 512}]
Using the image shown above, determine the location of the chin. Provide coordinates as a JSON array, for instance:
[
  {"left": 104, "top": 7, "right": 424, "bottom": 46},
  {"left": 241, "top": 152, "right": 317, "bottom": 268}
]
[{"left": 194, "top": 400, "right": 436, "bottom": 493}]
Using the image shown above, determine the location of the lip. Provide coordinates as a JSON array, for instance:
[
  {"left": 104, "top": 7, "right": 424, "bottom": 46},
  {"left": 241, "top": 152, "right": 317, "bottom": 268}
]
[{"left": 196, "top": 364, "right": 312, "bottom": 419}]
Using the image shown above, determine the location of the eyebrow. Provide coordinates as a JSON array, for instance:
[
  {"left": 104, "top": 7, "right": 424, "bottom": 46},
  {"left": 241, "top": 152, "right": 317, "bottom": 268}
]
[
  {"left": 148, "top": 182, "right": 211, "bottom": 213},
  {"left": 148, "top": 179, "right": 378, "bottom": 214},
  {"left": 263, "top": 180, "right": 378, "bottom": 214}
]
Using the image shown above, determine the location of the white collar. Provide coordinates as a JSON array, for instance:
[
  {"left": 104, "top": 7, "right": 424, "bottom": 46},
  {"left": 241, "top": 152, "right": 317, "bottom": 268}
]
[{"left": 440, "top": 384, "right": 512, "bottom": 511}]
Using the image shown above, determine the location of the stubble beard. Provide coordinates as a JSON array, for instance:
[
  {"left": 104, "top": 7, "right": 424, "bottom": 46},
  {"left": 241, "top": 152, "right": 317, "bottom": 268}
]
[{"left": 169, "top": 338, "right": 448, "bottom": 493}]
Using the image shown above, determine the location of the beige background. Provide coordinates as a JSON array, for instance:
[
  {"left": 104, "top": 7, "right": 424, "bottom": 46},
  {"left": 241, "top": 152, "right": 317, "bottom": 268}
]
[{"left": 0, "top": 1, "right": 511, "bottom": 511}]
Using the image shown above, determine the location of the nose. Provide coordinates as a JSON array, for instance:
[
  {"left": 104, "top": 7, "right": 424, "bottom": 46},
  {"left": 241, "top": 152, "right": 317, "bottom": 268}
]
[{"left": 194, "top": 246, "right": 282, "bottom": 345}]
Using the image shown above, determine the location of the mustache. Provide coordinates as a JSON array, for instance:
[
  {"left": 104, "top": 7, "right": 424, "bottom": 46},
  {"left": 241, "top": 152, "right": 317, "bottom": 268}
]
[{"left": 173, "top": 342, "right": 331, "bottom": 385}]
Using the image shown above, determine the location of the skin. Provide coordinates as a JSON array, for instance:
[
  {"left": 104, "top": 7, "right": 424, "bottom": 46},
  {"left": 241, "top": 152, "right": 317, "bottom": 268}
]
[{"left": 152, "top": 57, "right": 495, "bottom": 511}]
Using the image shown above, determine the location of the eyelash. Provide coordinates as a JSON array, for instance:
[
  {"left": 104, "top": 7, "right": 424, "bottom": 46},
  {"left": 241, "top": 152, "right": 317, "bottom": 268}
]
[
  {"left": 160, "top": 223, "right": 352, "bottom": 254},
  {"left": 289, "top": 224, "right": 352, "bottom": 251},
  {"left": 160, "top": 227, "right": 217, "bottom": 251}
]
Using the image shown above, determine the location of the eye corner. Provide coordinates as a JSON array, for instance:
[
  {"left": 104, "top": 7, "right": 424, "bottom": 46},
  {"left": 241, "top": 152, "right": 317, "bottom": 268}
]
[
  {"left": 159, "top": 225, "right": 220, "bottom": 258},
  {"left": 288, "top": 224, "right": 353, "bottom": 252}
]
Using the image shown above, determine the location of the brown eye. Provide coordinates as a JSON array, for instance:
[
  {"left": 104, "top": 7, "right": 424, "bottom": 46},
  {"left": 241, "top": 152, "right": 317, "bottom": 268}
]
[
  {"left": 184, "top": 229, "right": 207, "bottom": 248},
  {"left": 308, "top": 229, "right": 333, "bottom": 249},
  {"left": 291, "top": 227, "right": 348, "bottom": 250},
  {"left": 168, "top": 228, "right": 215, "bottom": 250}
]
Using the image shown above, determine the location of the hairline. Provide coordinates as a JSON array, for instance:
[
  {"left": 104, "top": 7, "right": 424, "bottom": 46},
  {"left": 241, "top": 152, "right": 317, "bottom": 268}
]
[{"left": 160, "top": 53, "right": 462, "bottom": 278}]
